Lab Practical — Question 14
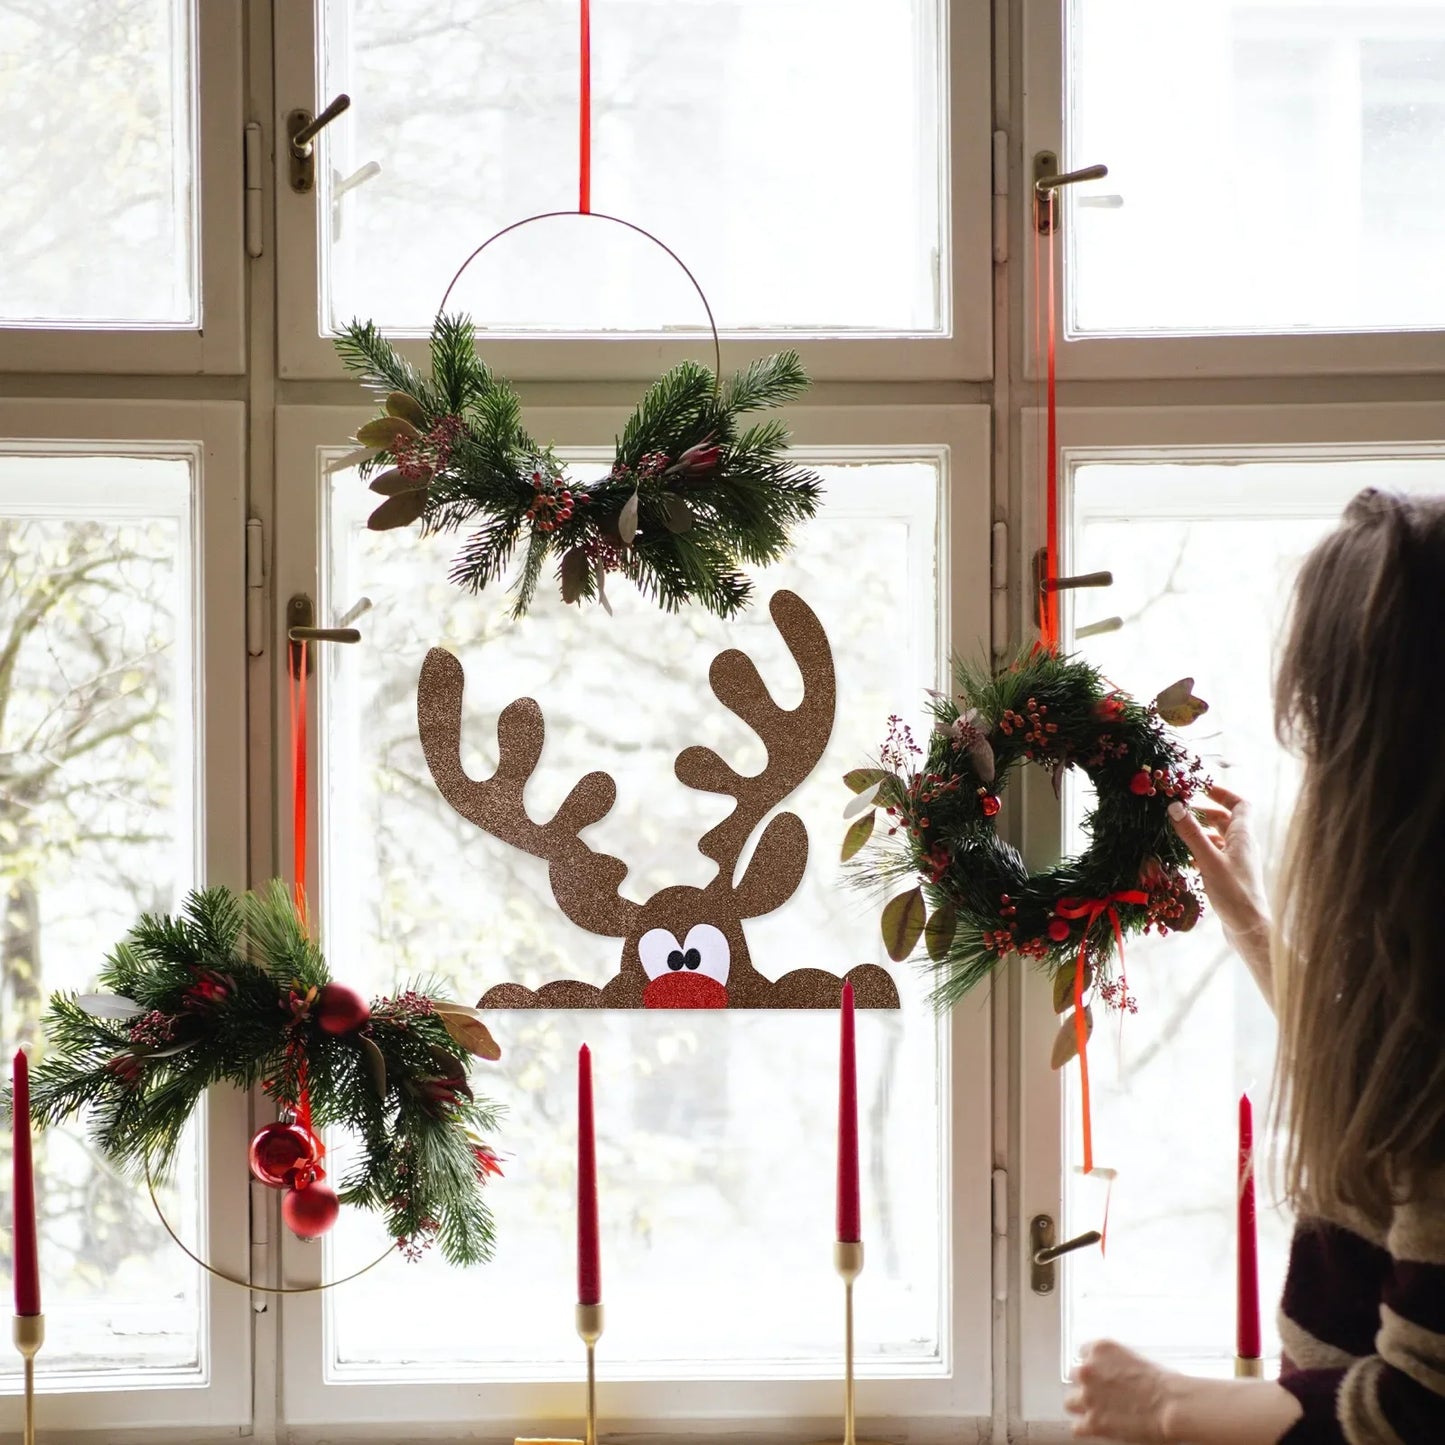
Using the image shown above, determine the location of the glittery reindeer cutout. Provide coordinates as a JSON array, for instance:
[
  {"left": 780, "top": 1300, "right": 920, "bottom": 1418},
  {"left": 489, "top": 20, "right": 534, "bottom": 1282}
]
[{"left": 417, "top": 590, "right": 899, "bottom": 1009}]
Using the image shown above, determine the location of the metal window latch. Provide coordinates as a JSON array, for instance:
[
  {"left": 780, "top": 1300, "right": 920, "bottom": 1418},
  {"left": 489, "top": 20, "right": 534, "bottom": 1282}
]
[
  {"left": 1033, "top": 548, "right": 1113, "bottom": 633},
  {"left": 1031, "top": 1214, "right": 1102, "bottom": 1294},
  {"left": 287, "top": 594, "right": 362, "bottom": 678},
  {"left": 288, "top": 93, "right": 351, "bottom": 194},
  {"left": 1033, "top": 152, "right": 1110, "bottom": 234}
]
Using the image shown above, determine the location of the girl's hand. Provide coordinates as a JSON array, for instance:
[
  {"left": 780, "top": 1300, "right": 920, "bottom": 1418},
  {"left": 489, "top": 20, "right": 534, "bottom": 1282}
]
[
  {"left": 1066, "top": 1340, "right": 1174, "bottom": 1442},
  {"left": 1168, "top": 785, "right": 1274, "bottom": 1004}
]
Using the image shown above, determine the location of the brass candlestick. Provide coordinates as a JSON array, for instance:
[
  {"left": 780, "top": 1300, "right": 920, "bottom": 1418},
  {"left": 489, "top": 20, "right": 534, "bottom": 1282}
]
[
  {"left": 836, "top": 1241, "right": 862, "bottom": 1445},
  {"left": 515, "top": 1304, "right": 604, "bottom": 1445},
  {"left": 13, "top": 1314, "right": 43, "bottom": 1445},
  {"left": 1235, "top": 1355, "right": 1263, "bottom": 1378},
  {"left": 812, "top": 1245, "right": 891, "bottom": 1445},
  {"left": 577, "top": 1303, "right": 603, "bottom": 1445}
]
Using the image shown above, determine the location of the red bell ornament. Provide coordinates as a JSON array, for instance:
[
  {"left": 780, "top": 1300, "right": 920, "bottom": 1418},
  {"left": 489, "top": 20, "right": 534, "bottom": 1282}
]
[
  {"left": 248, "top": 1121, "right": 320, "bottom": 1189},
  {"left": 282, "top": 1180, "right": 341, "bottom": 1239},
  {"left": 314, "top": 982, "right": 370, "bottom": 1035}
]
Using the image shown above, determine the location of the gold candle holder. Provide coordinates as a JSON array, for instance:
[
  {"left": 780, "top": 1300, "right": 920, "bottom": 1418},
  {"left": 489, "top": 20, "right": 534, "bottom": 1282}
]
[
  {"left": 13, "top": 1314, "right": 43, "bottom": 1445},
  {"left": 1235, "top": 1355, "right": 1263, "bottom": 1379},
  {"left": 515, "top": 1303, "right": 604, "bottom": 1445},
  {"left": 812, "top": 1243, "right": 890, "bottom": 1445}
]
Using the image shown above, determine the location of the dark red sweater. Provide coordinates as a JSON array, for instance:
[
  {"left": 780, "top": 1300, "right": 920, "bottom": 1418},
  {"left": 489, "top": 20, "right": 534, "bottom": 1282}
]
[{"left": 1277, "top": 1195, "right": 1445, "bottom": 1442}]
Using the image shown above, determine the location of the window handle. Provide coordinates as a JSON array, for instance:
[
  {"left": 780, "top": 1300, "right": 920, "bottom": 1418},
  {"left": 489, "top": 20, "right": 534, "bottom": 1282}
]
[
  {"left": 288, "top": 94, "right": 351, "bottom": 194},
  {"left": 287, "top": 593, "right": 361, "bottom": 678},
  {"left": 1033, "top": 151, "right": 1110, "bottom": 234},
  {"left": 1030, "top": 1214, "right": 1102, "bottom": 1293}
]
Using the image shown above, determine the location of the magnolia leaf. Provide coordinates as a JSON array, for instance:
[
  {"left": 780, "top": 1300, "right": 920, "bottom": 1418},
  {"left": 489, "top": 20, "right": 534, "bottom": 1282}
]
[
  {"left": 367, "top": 488, "right": 428, "bottom": 531},
  {"left": 1052, "top": 961, "right": 1093, "bottom": 1014},
  {"left": 841, "top": 811, "right": 875, "bottom": 862},
  {"left": 368, "top": 467, "right": 428, "bottom": 497},
  {"left": 844, "top": 767, "right": 889, "bottom": 794},
  {"left": 427, "top": 1043, "right": 468, "bottom": 1082},
  {"left": 359, "top": 1034, "right": 388, "bottom": 1099},
  {"left": 924, "top": 901, "right": 958, "bottom": 962},
  {"left": 76, "top": 994, "right": 142, "bottom": 1019},
  {"left": 1050, "top": 1006, "right": 1094, "bottom": 1070},
  {"left": 1155, "top": 677, "right": 1209, "bottom": 727},
  {"left": 356, "top": 416, "right": 421, "bottom": 450},
  {"left": 145, "top": 1036, "right": 200, "bottom": 1060},
  {"left": 881, "top": 886, "right": 927, "bottom": 962},
  {"left": 968, "top": 737, "right": 996, "bottom": 785},
  {"left": 595, "top": 559, "right": 613, "bottom": 616},
  {"left": 560, "top": 546, "right": 589, "bottom": 605},
  {"left": 384, "top": 391, "right": 428, "bottom": 427},
  {"left": 1176, "top": 891, "right": 1202, "bottom": 932},
  {"left": 662, "top": 495, "right": 694, "bottom": 534},
  {"left": 437, "top": 1008, "right": 502, "bottom": 1062},
  {"left": 1051, "top": 761, "right": 1067, "bottom": 800},
  {"left": 843, "top": 780, "right": 882, "bottom": 820},
  {"left": 618, "top": 490, "right": 640, "bottom": 546}
]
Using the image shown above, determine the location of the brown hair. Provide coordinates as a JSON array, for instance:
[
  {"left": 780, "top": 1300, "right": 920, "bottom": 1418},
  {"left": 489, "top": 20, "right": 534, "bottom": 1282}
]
[{"left": 1273, "top": 487, "right": 1445, "bottom": 1225}]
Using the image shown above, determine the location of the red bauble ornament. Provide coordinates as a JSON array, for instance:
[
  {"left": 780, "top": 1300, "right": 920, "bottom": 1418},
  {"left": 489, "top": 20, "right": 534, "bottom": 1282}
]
[
  {"left": 980, "top": 793, "right": 1001, "bottom": 818},
  {"left": 314, "top": 982, "right": 370, "bottom": 1034},
  {"left": 1047, "top": 918, "right": 1072, "bottom": 943},
  {"left": 282, "top": 1181, "right": 341, "bottom": 1239},
  {"left": 1128, "top": 769, "right": 1154, "bottom": 796},
  {"left": 248, "top": 1121, "right": 320, "bottom": 1189}
]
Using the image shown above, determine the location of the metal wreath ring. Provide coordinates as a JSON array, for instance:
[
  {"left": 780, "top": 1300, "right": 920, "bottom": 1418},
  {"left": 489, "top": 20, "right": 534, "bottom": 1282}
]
[{"left": 144, "top": 1155, "right": 394, "bottom": 1296}]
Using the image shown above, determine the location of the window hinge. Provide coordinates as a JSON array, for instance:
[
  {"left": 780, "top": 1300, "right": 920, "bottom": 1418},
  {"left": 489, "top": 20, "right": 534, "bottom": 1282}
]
[
  {"left": 991, "top": 1167, "right": 1008, "bottom": 1303},
  {"left": 990, "top": 519, "right": 1009, "bottom": 660},
  {"left": 244, "top": 122, "right": 264, "bottom": 259},
  {"left": 991, "top": 129, "right": 1008, "bottom": 264},
  {"left": 246, "top": 518, "right": 265, "bottom": 658}
]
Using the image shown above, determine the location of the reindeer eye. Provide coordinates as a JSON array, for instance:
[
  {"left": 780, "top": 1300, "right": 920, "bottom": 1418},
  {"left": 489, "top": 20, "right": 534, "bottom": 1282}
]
[
  {"left": 638, "top": 928, "right": 683, "bottom": 981},
  {"left": 681, "top": 924, "right": 730, "bottom": 986}
]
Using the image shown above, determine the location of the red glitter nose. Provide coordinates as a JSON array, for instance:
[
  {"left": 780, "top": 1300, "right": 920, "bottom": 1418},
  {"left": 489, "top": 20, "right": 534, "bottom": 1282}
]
[{"left": 643, "top": 973, "right": 728, "bottom": 1009}]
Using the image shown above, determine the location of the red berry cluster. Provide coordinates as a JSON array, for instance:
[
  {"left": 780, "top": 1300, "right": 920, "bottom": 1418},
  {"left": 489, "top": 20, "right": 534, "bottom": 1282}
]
[
  {"left": 1096, "top": 976, "right": 1139, "bottom": 1014},
  {"left": 999, "top": 697, "right": 1059, "bottom": 756},
  {"left": 128, "top": 1009, "right": 176, "bottom": 1048},
  {"left": 524, "top": 468, "right": 578, "bottom": 533}
]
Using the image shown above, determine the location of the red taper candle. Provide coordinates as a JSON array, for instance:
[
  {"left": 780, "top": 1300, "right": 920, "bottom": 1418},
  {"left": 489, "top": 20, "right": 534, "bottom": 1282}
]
[
  {"left": 1237, "top": 1091, "right": 1261, "bottom": 1359},
  {"left": 577, "top": 1044, "right": 600, "bottom": 1307},
  {"left": 13, "top": 1049, "right": 40, "bottom": 1316},
  {"left": 837, "top": 982, "right": 861, "bottom": 1244}
]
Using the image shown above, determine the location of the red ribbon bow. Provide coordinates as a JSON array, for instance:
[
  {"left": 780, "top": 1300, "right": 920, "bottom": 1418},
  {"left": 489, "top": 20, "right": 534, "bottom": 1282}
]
[{"left": 1054, "top": 890, "right": 1148, "bottom": 1174}]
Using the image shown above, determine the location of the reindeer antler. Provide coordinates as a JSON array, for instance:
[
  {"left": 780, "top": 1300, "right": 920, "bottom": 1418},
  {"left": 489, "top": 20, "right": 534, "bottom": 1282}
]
[
  {"left": 674, "top": 591, "right": 836, "bottom": 911},
  {"left": 417, "top": 649, "right": 643, "bottom": 938}
]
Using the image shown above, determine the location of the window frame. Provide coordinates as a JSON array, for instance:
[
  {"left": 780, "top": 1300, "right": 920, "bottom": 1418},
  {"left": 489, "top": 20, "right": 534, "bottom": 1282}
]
[
  {"left": 270, "top": 0, "right": 994, "bottom": 383},
  {"left": 270, "top": 399, "right": 995, "bottom": 1433},
  {"left": 0, "top": 4, "right": 246, "bottom": 376},
  {"left": 1020, "top": 0, "right": 1445, "bottom": 381},
  {"left": 0, "top": 398, "right": 253, "bottom": 1434},
  {"left": 1011, "top": 399, "right": 1445, "bottom": 1427}
]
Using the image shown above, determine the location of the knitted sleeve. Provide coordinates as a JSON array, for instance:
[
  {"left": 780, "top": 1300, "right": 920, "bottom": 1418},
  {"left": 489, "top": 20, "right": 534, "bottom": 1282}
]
[{"left": 1278, "top": 1197, "right": 1445, "bottom": 1444}]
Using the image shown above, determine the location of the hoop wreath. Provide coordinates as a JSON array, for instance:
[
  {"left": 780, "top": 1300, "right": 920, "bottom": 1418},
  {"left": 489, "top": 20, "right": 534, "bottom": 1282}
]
[
  {"left": 846, "top": 651, "right": 1210, "bottom": 1031},
  {"left": 335, "top": 210, "right": 824, "bottom": 620}
]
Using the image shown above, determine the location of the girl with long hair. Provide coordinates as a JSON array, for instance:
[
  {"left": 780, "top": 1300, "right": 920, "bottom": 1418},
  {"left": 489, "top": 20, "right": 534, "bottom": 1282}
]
[{"left": 1065, "top": 489, "right": 1445, "bottom": 1443}]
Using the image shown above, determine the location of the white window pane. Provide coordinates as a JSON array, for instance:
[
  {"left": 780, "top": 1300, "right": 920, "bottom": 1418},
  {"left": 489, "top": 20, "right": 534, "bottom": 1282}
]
[
  {"left": 0, "top": 1, "right": 198, "bottom": 329},
  {"left": 0, "top": 453, "right": 203, "bottom": 1383},
  {"left": 1060, "top": 453, "right": 1444, "bottom": 1376},
  {"left": 320, "top": 457, "right": 946, "bottom": 1376},
  {"left": 1068, "top": 2, "right": 1445, "bottom": 336},
  {"left": 320, "top": 1, "right": 943, "bottom": 336}
]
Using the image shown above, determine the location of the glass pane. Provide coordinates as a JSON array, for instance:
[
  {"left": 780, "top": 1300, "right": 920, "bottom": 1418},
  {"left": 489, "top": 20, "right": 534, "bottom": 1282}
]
[
  {"left": 0, "top": 1, "right": 197, "bottom": 328},
  {"left": 321, "top": 454, "right": 947, "bottom": 1376},
  {"left": 320, "top": 0, "right": 943, "bottom": 335},
  {"left": 1061, "top": 452, "right": 1445, "bottom": 1376},
  {"left": 1068, "top": 2, "right": 1445, "bottom": 335},
  {"left": 0, "top": 453, "right": 203, "bottom": 1383}
]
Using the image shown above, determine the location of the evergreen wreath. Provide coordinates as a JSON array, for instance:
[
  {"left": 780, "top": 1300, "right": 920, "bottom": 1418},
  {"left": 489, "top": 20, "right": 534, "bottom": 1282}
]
[
  {"left": 336, "top": 315, "right": 823, "bottom": 619},
  {"left": 845, "top": 651, "right": 1210, "bottom": 1028},
  {"left": 26, "top": 882, "right": 504, "bottom": 1266}
]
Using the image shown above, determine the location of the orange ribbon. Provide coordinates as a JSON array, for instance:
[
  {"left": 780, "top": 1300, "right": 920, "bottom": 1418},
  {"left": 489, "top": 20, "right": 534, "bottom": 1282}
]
[
  {"left": 579, "top": 0, "right": 592, "bottom": 213},
  {"left": 1055, "top": 890, "right": 1147, "bottom": 1174}
]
